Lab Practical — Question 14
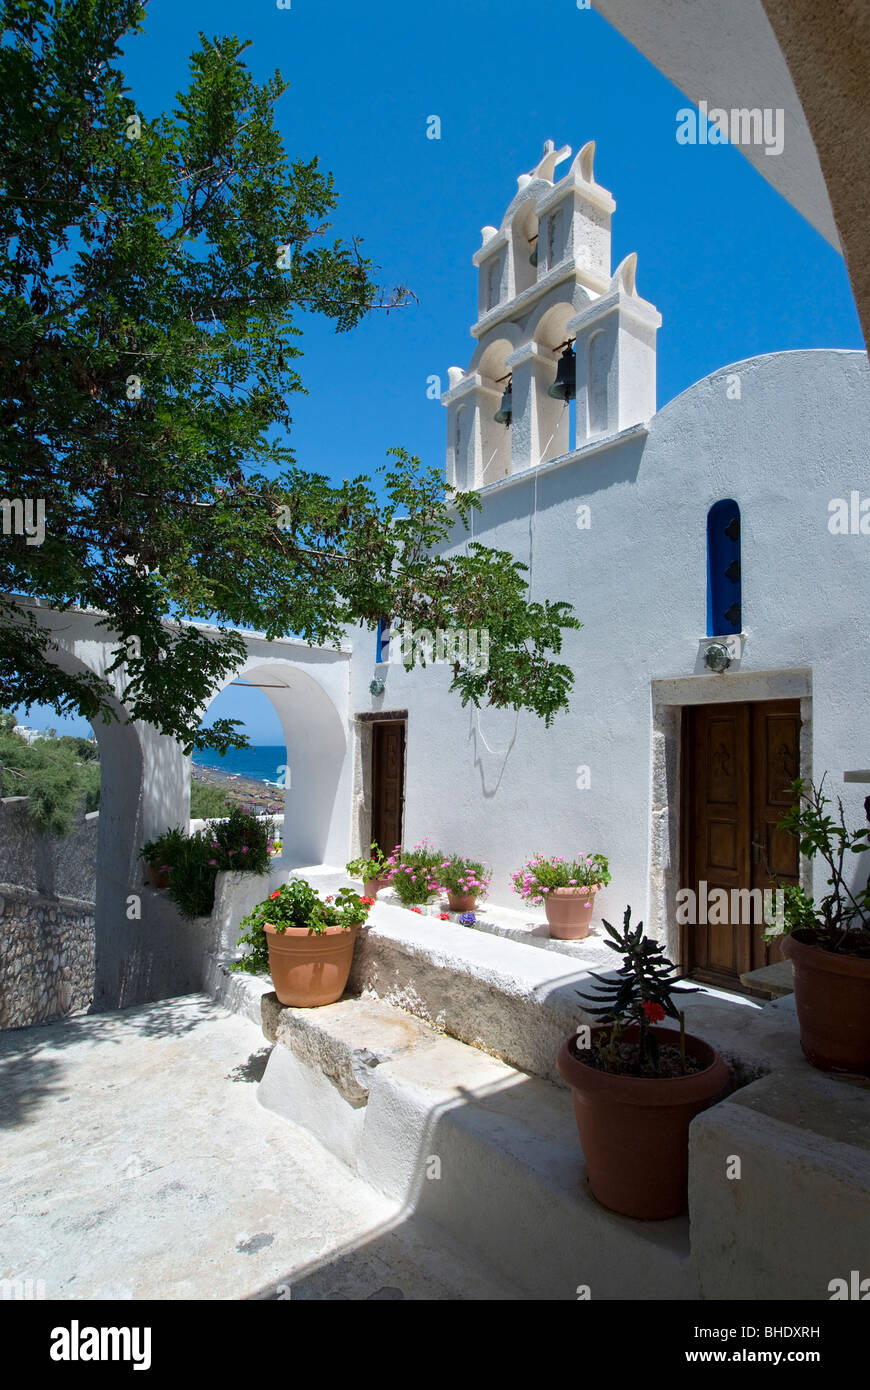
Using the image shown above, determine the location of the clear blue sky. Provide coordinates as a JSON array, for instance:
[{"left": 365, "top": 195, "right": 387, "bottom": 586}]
[{"left": 16, "top": 0, "right": 863, "bottom": 743}]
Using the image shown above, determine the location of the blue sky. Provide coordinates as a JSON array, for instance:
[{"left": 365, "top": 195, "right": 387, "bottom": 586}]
[{"left": 16, "top": 0, "right": 863, "bottom": 743}]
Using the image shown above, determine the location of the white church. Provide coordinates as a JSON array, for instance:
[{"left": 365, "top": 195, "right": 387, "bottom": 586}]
[{"left": 345, "top": 138, "right": 870, "bottom": 993}]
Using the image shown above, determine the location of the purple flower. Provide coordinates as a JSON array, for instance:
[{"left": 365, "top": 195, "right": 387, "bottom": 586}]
[{"left": 458, "top": 911, "right": 476, "bottom": 927}]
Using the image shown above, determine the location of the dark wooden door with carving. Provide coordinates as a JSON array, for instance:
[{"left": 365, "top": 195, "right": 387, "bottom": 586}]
[
  {"left": 683, "top": 700, "right": 800, "bottom": 987},
  {"left": 371, "top": 720, "right": 405, "bottom": 857}
]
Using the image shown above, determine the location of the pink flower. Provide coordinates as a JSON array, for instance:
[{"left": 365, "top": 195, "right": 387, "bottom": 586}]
[{"left": 208, "top": 858, "right": 216, "bottom": 866}]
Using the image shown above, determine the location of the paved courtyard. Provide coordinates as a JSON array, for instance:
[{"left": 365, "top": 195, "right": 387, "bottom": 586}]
[{"left": 0, "top": 995, "right": 514, "bottom": 1300}]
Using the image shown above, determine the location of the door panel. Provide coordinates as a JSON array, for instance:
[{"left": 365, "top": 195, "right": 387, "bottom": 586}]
[
  {"left": 371, "top": 721, "right": 405, "bottom": 856},
  {"left": 750, "top": 702, "right": 801, "bottom": 969},
  {"left": 684, "top": 700, "right": 801, "bottom": 987}
]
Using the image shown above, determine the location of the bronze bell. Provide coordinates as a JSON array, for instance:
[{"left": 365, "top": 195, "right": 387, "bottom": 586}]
[
  {"left": 547, "top": 343, "right": 576, "bottom": 401},
  {"left": 494, "top": 379, "right": 512, "bottom": 426}
]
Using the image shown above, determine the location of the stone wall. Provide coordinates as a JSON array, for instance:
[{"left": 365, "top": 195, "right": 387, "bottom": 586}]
[
  {"left": 0, "top": 885, "right": 95, "bottom": 1028},
  {"left": 0, "top": 796, "right": 98, "bottom": 902}
]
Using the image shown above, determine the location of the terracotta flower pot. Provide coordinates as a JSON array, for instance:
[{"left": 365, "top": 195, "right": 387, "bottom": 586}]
[
  {"left": 264, "top": 922, "right": 359, "bottom": 1008},
  {"left": 146, "top": 862, "right": 169, "bottom": 890},
  {"left": 782, "top": 930, "right": 870, "bottom": 1075},
  {"left": 363, "top": 877, "right": 389, "bottom": 898},
  {"left": 557, "top": 1023, "right": 729, "bottom": 1220},
  {"left": 447, "top": 891, "right": 478, "bottom": 912},
  {"left": 543, "top": 884, "right": 601, "bottom": 940}
]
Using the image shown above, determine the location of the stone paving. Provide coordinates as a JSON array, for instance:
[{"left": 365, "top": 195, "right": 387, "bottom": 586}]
[{"left": 0, "top": 995, "right": 516, "bottom": 1300}]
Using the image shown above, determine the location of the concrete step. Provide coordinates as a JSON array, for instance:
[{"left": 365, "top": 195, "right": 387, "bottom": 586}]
[{"left": 258, "top": 991, "right": 692, "bottom": 1300}]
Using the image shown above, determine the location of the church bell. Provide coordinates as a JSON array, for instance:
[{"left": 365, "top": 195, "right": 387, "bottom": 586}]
[
  {"left": 494, "top": 378, "right": 512, "bottom": 426},
  {"left": 547, "top": 342, "right": 576, "bottom": 401}
]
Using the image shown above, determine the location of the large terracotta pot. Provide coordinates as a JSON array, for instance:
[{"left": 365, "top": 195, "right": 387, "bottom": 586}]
[
  {"left": 557, "top": 1023, "right": 729, "bottom": 1220},
  {"left": 447, "top": 891, "right": 478, "bottom": 912},
  {"left": 264, "top": 922, "right": 359, "bottom": 1008},
  {"left": 782, "top": 931, "right": 870, "bottom": 1075},
  {"left": 544, "top": 884, "right": 601, "bottom": 940},
  {"left": 363, "top": 878, "right": 389, "bottom": 898}
]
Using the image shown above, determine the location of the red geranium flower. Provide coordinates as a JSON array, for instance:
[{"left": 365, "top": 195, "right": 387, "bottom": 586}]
[
  {"left": 410, "top": 907, "right": 422, "bottom": 914},
  {"left": 360, "top": 896, "right": 375, "bottom": 906},
  {"left": 642, "top": 1001, "right": 666, "bottom": 1023},
  {"left": 269, "top": 890, "right": 281, "bottom": 900},
  {"left": 439, "top": 913, "right": 450, "bottom": 920}
]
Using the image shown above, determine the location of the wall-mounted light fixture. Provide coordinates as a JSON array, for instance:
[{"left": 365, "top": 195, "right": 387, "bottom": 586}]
[{"left": 703, "top": 642, "right": 732, "bottom": 673}]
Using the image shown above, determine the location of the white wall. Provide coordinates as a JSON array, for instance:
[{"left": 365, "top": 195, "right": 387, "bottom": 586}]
[{"left": 348, "top": 349, "right": 870, "bottom": 951}]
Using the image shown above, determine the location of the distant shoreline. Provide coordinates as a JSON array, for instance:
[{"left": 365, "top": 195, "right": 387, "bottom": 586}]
[{"left": 191, "top": 762, "right": 284, "bottom": 815}]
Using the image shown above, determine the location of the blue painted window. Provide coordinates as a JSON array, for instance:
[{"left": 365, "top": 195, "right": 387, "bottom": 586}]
[
  {"left": 707, "top": 500, "right": 741, "bottom": 635},
  {"left": 376, "top": 617, "right": 391, "bottom": 664}
]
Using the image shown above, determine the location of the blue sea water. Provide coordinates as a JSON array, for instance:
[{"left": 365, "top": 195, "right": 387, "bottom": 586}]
[{"left": 192, "top": 744, "right": 287, "bottom": 788}]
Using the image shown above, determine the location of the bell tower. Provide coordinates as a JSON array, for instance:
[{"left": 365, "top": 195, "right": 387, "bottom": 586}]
[{"left": 442, "top": 140, "right": 661, "bottom": 488}]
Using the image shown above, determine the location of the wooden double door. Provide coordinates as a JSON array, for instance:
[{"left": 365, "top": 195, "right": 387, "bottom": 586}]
[
  {"left": 683, "top": 700, "right": 801, "bottom": 987},
  {"left": 370, "top": 720, "right": 405, "bottom": 856}
]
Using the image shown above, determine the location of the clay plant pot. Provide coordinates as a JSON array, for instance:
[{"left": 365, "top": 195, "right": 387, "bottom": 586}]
[
  {"left": 264, "top": 922, "right": 359, "bottom": 1008},
  {"left": 543, "top": 884, "right": 601, "bottom": 940},
  {"left": 447, "top": 891, "right": 479, "bottom": 912},
  {"left": 557, "top": 1023, "right": 729, "bottom": 1220},
  {"left": 782, "top": 930, "right": 870, "bottom": 1075},
  {"left": 146, "top": 862, "right": 170, "bottom": 890},
  {"left": 363, "top": 878, "right": 389, "bottom": 899}
]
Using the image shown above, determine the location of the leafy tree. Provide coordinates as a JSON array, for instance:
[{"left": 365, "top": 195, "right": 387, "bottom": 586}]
[
  {"left": 0, "top": 719, "right": 97, "bottom": 831},
  {"left": 0, "top": 0, "right": 580, "bottom": 753}
]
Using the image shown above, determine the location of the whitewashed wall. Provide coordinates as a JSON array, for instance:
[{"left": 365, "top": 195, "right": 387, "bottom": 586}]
[{"left": 347, "top": 348, "right": 870, "bottom": 954}]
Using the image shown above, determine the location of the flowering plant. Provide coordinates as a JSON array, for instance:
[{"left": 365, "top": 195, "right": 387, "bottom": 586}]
[
  {"left": 438, "top": 854, "right": 491, "bottom": 900},
  {"left": 345, "top": 841, "right": 392, "bottom": 882},
  {"left": 383, "top": 840, "right": 443, "bottom": 906},
  {"left": 232, "top": 878, "right": 373, "bottom": 974},
  {"left": 577, "top": 907, "right": 698, "bottom": 1075},
  {"left": 511, "top": 853, "right": 610, "bottom": 905}
]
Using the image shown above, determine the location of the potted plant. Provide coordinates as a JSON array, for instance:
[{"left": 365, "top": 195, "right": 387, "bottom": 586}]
[
  {"left": 438, "top": 854, "right": 491, "bottom": 911},
  {"left": 512, "top": 853, "right": 611, "bottom": 939},
  {"left": 768, "top": 777, "right": 870, "bottom": 1075},
  {"left": 346, "top": 841, "right": 393, "bottom": 897},
  {"left": 384, "top": 842, "right": 443, "bottom": 909},
  {"left": 140, "top": 827, "right": 186, "bottom": 890},
  {"left": 232, "top": 878, "right": 374, "bottom": 1007},
  {"left": 557, "top": 907, "right": 729, "bottom": 1220}
]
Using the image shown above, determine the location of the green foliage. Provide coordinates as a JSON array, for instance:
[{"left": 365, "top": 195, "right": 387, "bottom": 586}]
[
  {"left": 143, "top": 806, "right": 275, "bottom": 918},
  {"left": 0, "top": 720, "right": 98, "bottom": 832},
  {"left": 345, "top": 842, "right": 391, "bottom": 882},
  {"left": 578, "top": 907, "right": 698, "bottom": 1073},
  {"left": 512, "top": 852, "right": 611, "bottom": 904},
  {"left": 232, "top": 879, "right": 371, "bottom": 975},
  {"left": 189, "top": 781, "right": 233, "bottom": 819},
  {"left": 768, "top": 777, "right": 870, "bottom": 954},
  {"left": 0, "top": 3, "right": 580, "bottom": 755},
  {"left": 437, "top": 854, "right": 490, "bottom": 899}
]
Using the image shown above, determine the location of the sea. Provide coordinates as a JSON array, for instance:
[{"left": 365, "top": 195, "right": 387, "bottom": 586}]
[{"left": 192, "top": 744, "right": 286, "bottom": 788}]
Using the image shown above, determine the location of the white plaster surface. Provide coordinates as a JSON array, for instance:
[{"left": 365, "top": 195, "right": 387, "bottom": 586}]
[{"left": 0, "top": 996, "right": 518, "bottom": 1301}]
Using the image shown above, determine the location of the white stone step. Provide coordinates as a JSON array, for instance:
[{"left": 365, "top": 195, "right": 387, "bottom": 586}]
[{"left": 258, "top": 992, "right": 692, "bottom": 1300}]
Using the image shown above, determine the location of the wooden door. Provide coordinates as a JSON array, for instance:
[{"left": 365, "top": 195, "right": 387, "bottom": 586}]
[
  {"left": 371, "top": 721, "right": 405, "bottom": 856},
  {"left": 683, "top": 700, "right": 800, "bottom": 986}
]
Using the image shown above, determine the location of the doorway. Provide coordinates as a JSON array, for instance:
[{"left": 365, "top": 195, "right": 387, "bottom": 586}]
[
  {"left": 370, "top": 719, "right": 406, "bottom": 856},
  {"left": 682, "top": 699, "right": 801, "bottom": 987}
]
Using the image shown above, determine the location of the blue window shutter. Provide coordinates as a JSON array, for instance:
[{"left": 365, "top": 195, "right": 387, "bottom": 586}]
[{"left": 707, "top": 500, "right": 741, "bottom": 635}]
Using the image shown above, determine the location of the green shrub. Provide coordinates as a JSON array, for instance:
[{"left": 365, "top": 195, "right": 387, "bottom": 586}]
[
  {"left": 190, "top": 780, "right": 232, "bottom": 818},
  {"left": 143, "top": 807, "right": 276, "bottom": 920},
  {"left": 0, "top": 725, "right": 96, "bottom": 834}
]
